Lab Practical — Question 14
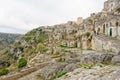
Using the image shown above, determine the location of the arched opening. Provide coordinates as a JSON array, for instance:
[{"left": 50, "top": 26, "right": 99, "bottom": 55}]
[
  {"left": 110, "top": 28, "right": 112, "bottom": 36},
  {"left": 106, "top": 24, "right": 108, "bottom": 35},
  {"left": 97, "top": 28, "right": 100, "bottom": 35},
  {"left": 116, "top": 22, "right": 119, "bottom": 36},
  {"left": 103, "top": 24, "right": 105, "bottom": 34}
]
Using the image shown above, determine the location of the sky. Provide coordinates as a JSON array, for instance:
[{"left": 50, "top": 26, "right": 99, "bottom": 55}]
[{"left": 0, "top": 0, "right": 106, "bottom": 34}]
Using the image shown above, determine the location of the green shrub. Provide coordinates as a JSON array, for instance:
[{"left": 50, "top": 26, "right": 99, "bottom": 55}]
[
  {"left": 56, "top": 72, "right": 67, "bottom": 78},
  {"left": 24, "top": 36, "right": 31, "bottom": 42},
  {"left": 60, "top": 45, "right": 68, "bottom": 48},
  {"left": 0, "top": 69, "right": 9, "bottom": 76},
  {"left": 18, "top": 58, "right": 27, "bottom": 68}
]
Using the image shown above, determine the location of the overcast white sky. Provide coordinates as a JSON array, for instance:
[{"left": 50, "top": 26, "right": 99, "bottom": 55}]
[{"left": 0, "top": 0, "right": 106, "bottom": 34}]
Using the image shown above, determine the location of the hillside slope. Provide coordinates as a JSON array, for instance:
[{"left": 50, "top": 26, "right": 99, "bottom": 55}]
[
  {"left": 0, "top": 32, "right": 21, "bottom": 69},
  {"left": 0, "top": 32, "right": 21, "bottom": 50}
]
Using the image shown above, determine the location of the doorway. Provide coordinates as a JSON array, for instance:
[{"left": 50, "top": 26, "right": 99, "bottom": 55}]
[
  {"left": 110, "top": 28, "right": 112, "bottom": 36},
  {"left": 103, "top": 25, "right": 105, "bottom": 34}
]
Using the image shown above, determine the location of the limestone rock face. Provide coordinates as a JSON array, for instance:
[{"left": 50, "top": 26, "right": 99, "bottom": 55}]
[
  {"left": 65, "top": 58, "right": 79, "bottom": 63},
  {"left": 39, "top": 62, "right": 67, "bottom": 80},
  {"left": 57, "top": 66, "right": 120, "bottom": 80},
  {"left": 111, "top": 55, "right": 120, "bottom": 65},
  {"left": 80, "top": 53, "right": 114, "bottom": 64},
  {"left": 63, "top": 63, "right": 77, "bottom": 72}
]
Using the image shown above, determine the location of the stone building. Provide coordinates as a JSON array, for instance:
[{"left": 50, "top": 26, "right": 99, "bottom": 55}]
[
  {"left": 76, "top": 17, "right": 83, "bottom": 25},
  {"left": 103, "top": 0, "right": 120, "bottom": 12},
  {"left": 95, "top": 13, "right": 120, "bottom": 38}
]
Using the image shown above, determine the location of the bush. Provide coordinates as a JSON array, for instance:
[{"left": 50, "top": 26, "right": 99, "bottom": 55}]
[
  {"left": 0, "top": 69, "right": 9, "bottom": 76},
  {"left": 60, "top": 45, "right": 68, "bottom": 48},
  {"left": 56, "top": 72, "right": 67, "bottom": 78},
  {"left": 18, "top": 58, "right": 27, "bottom": 68}
]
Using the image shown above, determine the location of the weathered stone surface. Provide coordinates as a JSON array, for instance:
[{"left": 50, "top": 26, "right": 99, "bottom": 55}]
[
  {"left": 117, "top": 51, "right": 120, "bottom": 55},
  {"left": 92, "top": 34, "right": 120, "bottom": 53},
  {"left": 39, "top": 62, "right": 67, "bottom": 80},
  {"left": 70, "top": 53, "right": 78, "bottom": 58},
  {"left": 65, "top": 58, "right": 79, "bottom": 63},
  {"left": 98, "top": 70, "right": 120, "bottom": 80},
  {"left": 111, "top": 55, "right": 120, "bottom": 65},
  {"left": 57, "top": 66, "right": 120, "bottom": 80},
  {"left": 80, "top": 53, "right": 114, "bottom": 64},
  {"left": 80, "top": 53, "right": 99, "bottom": 64},
  {"left": 99, "top": 53, "right": 114, "bottom": 64},
  {"left": 63, "top": 63, "right": 77, "bottom": 72}
]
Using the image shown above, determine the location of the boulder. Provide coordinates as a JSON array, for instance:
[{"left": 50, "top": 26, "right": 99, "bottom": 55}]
[{"left": 111, "top": 55, "right": 120, "bottom": 65}]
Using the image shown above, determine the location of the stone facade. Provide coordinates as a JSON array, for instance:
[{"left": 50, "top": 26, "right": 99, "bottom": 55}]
[
  {"left": 76, "top": 17, "right": 83, "bottom": 25},
  {"left": 103, "top": 0, "right": 120, "bottom": 12}
]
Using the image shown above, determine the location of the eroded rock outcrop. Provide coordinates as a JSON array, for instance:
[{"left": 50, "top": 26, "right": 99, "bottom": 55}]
[
  {"left": 39, "top": 62, "right": 67, "bottom": 80},
  {"left": 80, "top": 53, "right": 114, "bottom": 64}
]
